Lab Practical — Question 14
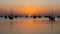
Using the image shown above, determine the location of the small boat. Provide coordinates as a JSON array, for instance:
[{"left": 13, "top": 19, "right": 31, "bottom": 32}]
[
  {"left": 8, "top": 15, "right": 13, "bottom": 19},
  {"left": 49, "top": 16, "right": 55, "bottom": 20},
  {"left": 33, "top": 12, "right": 36, "bottom": 19},
  {"left": 8, "top": 9, "right": 13, "bottom": 19},
  {"left": 4, "top": 16, "right": 7, "bottom": 19},
  {"left": 49, "top": 9, "right": 55, "bottom": 20},
  {"left": 33, "top": 16, "right": 36, "bottom": 19}
]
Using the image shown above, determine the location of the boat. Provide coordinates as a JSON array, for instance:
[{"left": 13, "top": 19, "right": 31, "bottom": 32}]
[{"left": 8, "top": 9, "right": 13, "bottom": 19}]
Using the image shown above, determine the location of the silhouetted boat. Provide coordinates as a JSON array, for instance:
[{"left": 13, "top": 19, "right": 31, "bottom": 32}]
[
  {"left": 14, "top": 12, "right": 18, "bottom": 18},
  {"left": 0, "top": 16, "right": 3, "bottom": 17},
  {"left": 4, "top": 15, "right": 7, "bottom": 19},
  {"left": 8, "top": 15, "right": 13, "bottom": 19},
  {"left": 38, "top": 16, "right": 41, "bottom": 18},
  {"left": 25, "top": 15, "right": 28, "bottom": 17},
  {"left": 8, "top": 9, "right": 13, "bottom": 19},
  {"left": 19, "top": 16, "right": 21, "bottom": 17},
  {"left": 4, "top": 13, "right": 8, "bottom": 19},
  {"left": 57, "top": 16, "right": 60, "bottom": 18},
  {"left": 48, "top": 9, "right": 55, "bottom": 20},
  {"left": 49, "top": 16, "right": 55, "bottom": 20},
  {"left": 33, "top": 12, "right": 36, "bottom": 19},
  {"left": 33, "top": 16, "right": 36, "bottom": 19},
  {"left": 44, "top": 16, "right": 49, "bottom": 18},
  {"left": 14, "top": 15, "right": 18, "bottom": 18}
]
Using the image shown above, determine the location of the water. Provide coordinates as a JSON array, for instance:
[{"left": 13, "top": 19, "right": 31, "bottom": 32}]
[{"left": 0, "top": 17, "right": 60, "bottom": 34}]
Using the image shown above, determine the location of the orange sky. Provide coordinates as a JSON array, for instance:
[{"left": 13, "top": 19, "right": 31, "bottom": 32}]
[{"left": 0, "top": 0, "right": 60, "bottom": 16}]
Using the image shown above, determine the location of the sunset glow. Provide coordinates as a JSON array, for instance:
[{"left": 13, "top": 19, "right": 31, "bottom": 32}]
[
  {"left": 0, "top": 0, "right": 60, "bottom": 34},
  {"left": 0, "top": 0, "right": 60, "bottom": 16}
]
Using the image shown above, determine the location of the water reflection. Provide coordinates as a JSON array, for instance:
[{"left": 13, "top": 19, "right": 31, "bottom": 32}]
[
  {"left": 49, "top": 20, "right": 55, "bottom": 34},
  {"left": 0, "top": 18, "right": 60, "bottom": 34},
  {"left": 10, "top": 19, "right": 13, "bottom": 29}
]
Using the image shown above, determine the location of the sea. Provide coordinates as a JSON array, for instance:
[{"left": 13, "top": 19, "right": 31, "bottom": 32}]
[{"left": 0, "top": 17, "right": 60, "bottom": 34}]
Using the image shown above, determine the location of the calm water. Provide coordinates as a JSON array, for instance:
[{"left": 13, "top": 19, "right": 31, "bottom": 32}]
[{"left": 0, "top": 17, "right": 60, "bottom": 34}]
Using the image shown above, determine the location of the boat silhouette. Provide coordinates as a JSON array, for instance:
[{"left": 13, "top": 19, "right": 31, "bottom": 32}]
[
  {"left": 33, "top": 12, "right": 36, "bottom": 19},
  {"left": 48, "top": 9, "right": 55, "bottom": 20},
  {"left": 14, "top": 15, "right": 18, "bottom": 18},
  {"left": 4, "top": 15, "right": 7, "bottom": 19},
  {"left": 8, "top": 9, "right": 13, "bottom": 19}
]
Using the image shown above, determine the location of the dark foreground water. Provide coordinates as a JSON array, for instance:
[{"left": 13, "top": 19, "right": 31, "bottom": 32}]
[{"left": 0, "top": 17, "right": 60, "bottom": 34}]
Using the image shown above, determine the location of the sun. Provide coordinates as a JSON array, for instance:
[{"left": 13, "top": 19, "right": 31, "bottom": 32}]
[
  {"left": 22, "top": 8, "right": 35, "bottom": 15},
  {"left": 28, "top": 15, "right": 31, "bottom": 17},
  {"left": 20, "top": 6, "right": 38, "bottom": 16}
]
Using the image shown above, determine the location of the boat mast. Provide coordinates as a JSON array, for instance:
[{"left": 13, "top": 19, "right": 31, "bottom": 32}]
[
  {"left": 11, "top": 9, "right": 12, "bottom": 16},
  {"left": 52, "top": 9, "right": 53, "bottom": 17}
]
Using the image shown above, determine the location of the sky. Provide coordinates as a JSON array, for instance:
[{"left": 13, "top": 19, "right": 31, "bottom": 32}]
[{"left": 0, "top": 0, "right": 60, "bottom": 16}]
